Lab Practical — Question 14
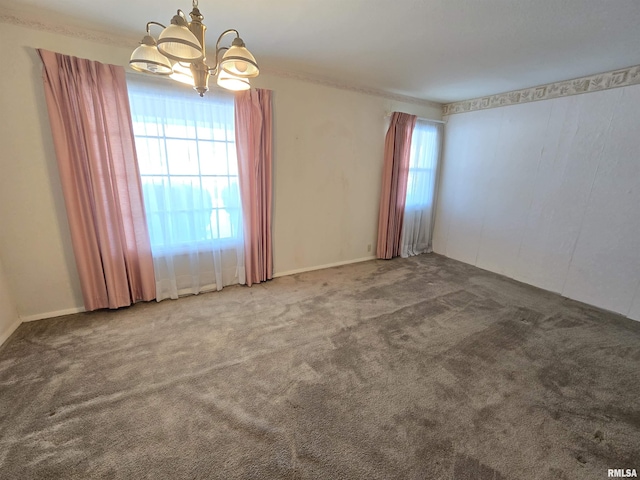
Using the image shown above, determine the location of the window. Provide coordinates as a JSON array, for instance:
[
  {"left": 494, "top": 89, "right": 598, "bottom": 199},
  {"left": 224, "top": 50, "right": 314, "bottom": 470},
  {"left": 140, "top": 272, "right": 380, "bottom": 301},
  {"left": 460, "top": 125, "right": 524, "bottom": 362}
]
[
  {"left": 405, "top": 120, "right": 441, "bottom": 210},
  {"left": 127, "top": 81, "right": 242, "bottom": 254},
  {"left": 401, "top": 119, "right": 442, "bottom": 257}
]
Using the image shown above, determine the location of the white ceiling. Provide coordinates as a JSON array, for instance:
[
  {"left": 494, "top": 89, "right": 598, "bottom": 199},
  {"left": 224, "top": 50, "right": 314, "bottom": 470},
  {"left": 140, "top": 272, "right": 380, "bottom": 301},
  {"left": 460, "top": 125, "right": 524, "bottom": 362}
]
[{"left": 2, "top": 0, "right": 640, "bottom": 103}]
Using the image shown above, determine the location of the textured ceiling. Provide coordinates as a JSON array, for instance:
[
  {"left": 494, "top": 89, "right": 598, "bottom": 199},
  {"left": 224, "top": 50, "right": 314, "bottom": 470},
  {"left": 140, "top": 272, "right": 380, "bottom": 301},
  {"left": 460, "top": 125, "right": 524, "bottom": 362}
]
[{"left": 2, "top": 0, "right": 640, "bottom": 103}]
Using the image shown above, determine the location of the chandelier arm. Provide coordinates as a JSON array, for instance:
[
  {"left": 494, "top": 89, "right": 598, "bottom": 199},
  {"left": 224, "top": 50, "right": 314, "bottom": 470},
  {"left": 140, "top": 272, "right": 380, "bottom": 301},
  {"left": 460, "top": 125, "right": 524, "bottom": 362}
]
[
  {"left": 167, "top": 9, "right": 189, "bottom": 27},
  {"left": 207, "top": 47, "right": 229, "bottom": 75},
  {"left": 212, "top": 29, "right": 240, "bottom": 72},
  {"left": 215, "top": 29, "right": 240, "bottom": 52},
  {"left": 145, "top": 21, "right": 167, "bottom": 34}
]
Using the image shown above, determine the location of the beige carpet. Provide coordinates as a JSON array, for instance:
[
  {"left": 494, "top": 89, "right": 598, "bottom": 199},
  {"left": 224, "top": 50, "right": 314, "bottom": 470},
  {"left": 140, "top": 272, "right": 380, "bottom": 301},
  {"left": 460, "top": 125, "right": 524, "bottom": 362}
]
[{"left": 1, "top": 254, "right": 639, "bottom": 479}]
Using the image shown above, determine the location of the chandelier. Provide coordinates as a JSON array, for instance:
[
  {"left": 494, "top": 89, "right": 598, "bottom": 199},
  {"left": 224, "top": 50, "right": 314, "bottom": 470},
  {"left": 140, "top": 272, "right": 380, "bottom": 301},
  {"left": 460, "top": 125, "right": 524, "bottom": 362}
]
[{"left": 129, "top": 0, "right": 259, "bottom": 96}]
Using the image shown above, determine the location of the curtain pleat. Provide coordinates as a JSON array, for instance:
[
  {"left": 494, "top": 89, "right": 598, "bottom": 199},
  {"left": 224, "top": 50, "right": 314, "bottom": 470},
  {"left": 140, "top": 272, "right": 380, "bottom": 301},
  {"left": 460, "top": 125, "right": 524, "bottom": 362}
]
[
  {"left": 376, "top": 112, "right": 417, "bottom": 259},
  {"left": 234, "top": 89, "right": 273, "bottom": 286},
  {"left": 38, "top": 49, "right": 155, "bottom": 310}
]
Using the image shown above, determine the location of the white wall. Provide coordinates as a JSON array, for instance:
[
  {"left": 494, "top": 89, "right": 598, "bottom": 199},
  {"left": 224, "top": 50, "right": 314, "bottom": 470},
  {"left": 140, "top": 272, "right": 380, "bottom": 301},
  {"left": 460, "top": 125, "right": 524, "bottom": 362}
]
[
  {"left": 0, "top": 21, "right": 441, "bottom": 321},
  {"left": 0, "top": 23, "right": 125, "bottom": 321},
  {"left": 434, "top": 85, "right": 640, "bottom": 321},
  {"left": 251, "top": 74, "right": 441, "bottom": 276},
  {"left": 0, "top": 256, "right": 21, "bottom": 345}
]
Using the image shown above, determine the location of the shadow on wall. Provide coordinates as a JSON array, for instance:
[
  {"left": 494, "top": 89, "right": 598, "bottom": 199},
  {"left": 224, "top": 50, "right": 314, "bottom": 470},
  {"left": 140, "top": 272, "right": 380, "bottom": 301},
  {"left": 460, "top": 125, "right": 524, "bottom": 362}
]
[{"left": 26, "top": 46, "right": 83, "bottom": 307}]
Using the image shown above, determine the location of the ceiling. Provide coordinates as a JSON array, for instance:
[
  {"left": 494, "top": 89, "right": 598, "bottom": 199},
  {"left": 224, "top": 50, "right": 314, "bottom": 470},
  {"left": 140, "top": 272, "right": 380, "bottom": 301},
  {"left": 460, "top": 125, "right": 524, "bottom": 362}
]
[{"left": 2, "top": 0, "right": 640, "bottom": 103}]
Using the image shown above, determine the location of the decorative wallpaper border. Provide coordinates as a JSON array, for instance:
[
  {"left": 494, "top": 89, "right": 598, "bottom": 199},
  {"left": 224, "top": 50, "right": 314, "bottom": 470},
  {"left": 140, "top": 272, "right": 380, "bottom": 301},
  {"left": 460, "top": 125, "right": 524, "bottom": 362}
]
[{"left": 443, "top": 65, "right": 640, "bottom": 115}]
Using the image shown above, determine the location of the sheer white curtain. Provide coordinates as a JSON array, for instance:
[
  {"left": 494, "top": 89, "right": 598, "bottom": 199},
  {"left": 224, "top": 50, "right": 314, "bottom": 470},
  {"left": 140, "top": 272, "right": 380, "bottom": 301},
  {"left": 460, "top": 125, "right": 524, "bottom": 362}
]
[
  {"left": 127, "top": 78, "right": 245, "bottom": 301},
  {"left": 400, "top": 119, "right": 443, "bottom": 257}
]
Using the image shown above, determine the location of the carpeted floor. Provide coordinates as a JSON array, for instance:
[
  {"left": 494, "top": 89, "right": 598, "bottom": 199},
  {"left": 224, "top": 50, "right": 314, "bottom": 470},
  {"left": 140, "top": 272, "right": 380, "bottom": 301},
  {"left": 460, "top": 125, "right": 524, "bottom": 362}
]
[{"left": 0, "top": 254, "right": 639, "bottom": 479}]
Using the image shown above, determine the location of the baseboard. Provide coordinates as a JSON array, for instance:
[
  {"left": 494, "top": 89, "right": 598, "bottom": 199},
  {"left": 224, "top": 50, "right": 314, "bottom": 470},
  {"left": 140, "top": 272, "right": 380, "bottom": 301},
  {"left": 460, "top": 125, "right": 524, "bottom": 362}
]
[
  {"left": 16, "top": 258, "right": 378, "bottom": 322},
  {"left": 274, "top": 256, "right": 377, "bottom": 278},
  {"left": 0, "top": 318, "right": 22, "bottom": 346},
  {"left": 21, "top": 306, "right": 85, "bottom": 323}
]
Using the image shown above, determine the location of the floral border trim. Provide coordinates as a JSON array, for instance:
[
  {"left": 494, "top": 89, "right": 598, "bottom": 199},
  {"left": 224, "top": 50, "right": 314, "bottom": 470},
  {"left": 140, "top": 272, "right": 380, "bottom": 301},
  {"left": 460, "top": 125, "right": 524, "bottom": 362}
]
[{"left": 443, "top": 65, "right": 640, "bottom": 115}]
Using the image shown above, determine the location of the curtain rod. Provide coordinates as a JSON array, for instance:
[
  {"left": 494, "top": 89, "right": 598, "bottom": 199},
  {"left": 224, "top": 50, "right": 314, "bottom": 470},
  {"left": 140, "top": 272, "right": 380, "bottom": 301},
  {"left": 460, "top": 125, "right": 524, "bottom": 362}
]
[{"left": 384, "top": 112, "right": 446, "bottom": 124}]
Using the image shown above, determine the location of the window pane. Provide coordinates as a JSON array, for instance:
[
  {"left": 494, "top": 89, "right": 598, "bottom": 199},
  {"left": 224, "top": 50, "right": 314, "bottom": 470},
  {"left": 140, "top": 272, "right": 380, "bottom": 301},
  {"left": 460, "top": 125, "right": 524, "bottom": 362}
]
[
  {"left": 168, "top": 178, "right": 207, "bottom": 211},
  {"left": 212, "top": 120, "right": 231, "bottom": 141},
  {"left": 405, "top": 120, "right": 440, "bottom": 210},
  {"left": 145, "top": 212, "right": 164, "bottom": 248},
  {"left": 132, "top": 115, "right": 164, "bottom": 137},
  {"left": 131, "top": 118, "right": 146, "bottom": 136},
  {"left": 141, "top": 176, "right": 169, "bottom": 214},
  {"left": 196, "top": 121, "right": 213, "bottom": 140},
  {"left": 225, "top": 207, "right": 242, "bottom": 239},
  {"left": 217, "top": 208, "right": 232, "bottom": 239},
  {"left": 164, "top": 118, "right": 196, "bottom": 139},
  {"left": 128, "top": 83, "right": 242, "bottom": 252},
  {"left": 226, "top": 177, "right": 241, "bottom": 209},
  {"left": 166, "top": 139, "right": 199, "bottom": 175},
  {"left": 227, "top": 143, "right": 238, "bottom": 176},
  {"left": 207, "top": 209, "right": 220, "bottom": 239},
  {"left": 136, "top": 137, "right": 167, "bottom": 175},
  {"left": 199, "top": 141, "right": 229, "bottom": 176},
  {"left": 201, "top": 176, "right": 231, "bottom": 209}
]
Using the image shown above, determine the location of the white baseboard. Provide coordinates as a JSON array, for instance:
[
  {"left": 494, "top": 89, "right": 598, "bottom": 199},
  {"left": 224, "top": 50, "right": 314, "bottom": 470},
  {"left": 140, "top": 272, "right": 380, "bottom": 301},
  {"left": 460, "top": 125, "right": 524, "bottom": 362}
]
[
  {"left": 21, "top": 306, "right": 85, "bottom": 323},
  {"left": 274, "top": 256, "right": 377, "bottom": 278},
  {"left": 13, "top": 258, "right": 378, "bottom": 325},
  {"left": 0, "top": 318, "right": 22, "bottom": 346}
]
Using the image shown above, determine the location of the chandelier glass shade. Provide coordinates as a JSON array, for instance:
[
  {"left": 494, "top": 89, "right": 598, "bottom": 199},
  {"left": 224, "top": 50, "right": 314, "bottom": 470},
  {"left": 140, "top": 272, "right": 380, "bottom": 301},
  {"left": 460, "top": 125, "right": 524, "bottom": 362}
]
[
  {"left": 220, "top": 39, "right": 259, "bottom": 77},
  {"left": 129, "top": 0, "right": 259, "bottom": 96},
  {"left": 169, "top": 62, "right": 196, "bottom": 85},
  {"left": 157, "top": 24, "right": 203, "bottom": 62},
  {"left": 129, "top": 36, "right": 173, "bottom": 75},
  {"left": 217, "top": 69, "right": 251, "bottom": 91}
]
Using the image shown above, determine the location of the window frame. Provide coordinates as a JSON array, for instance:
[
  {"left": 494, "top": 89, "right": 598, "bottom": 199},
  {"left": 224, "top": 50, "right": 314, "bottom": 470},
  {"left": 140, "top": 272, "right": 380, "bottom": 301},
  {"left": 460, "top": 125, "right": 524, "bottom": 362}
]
[{"left": 127, "top": 79, "right": 243, "bottom": 256}]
